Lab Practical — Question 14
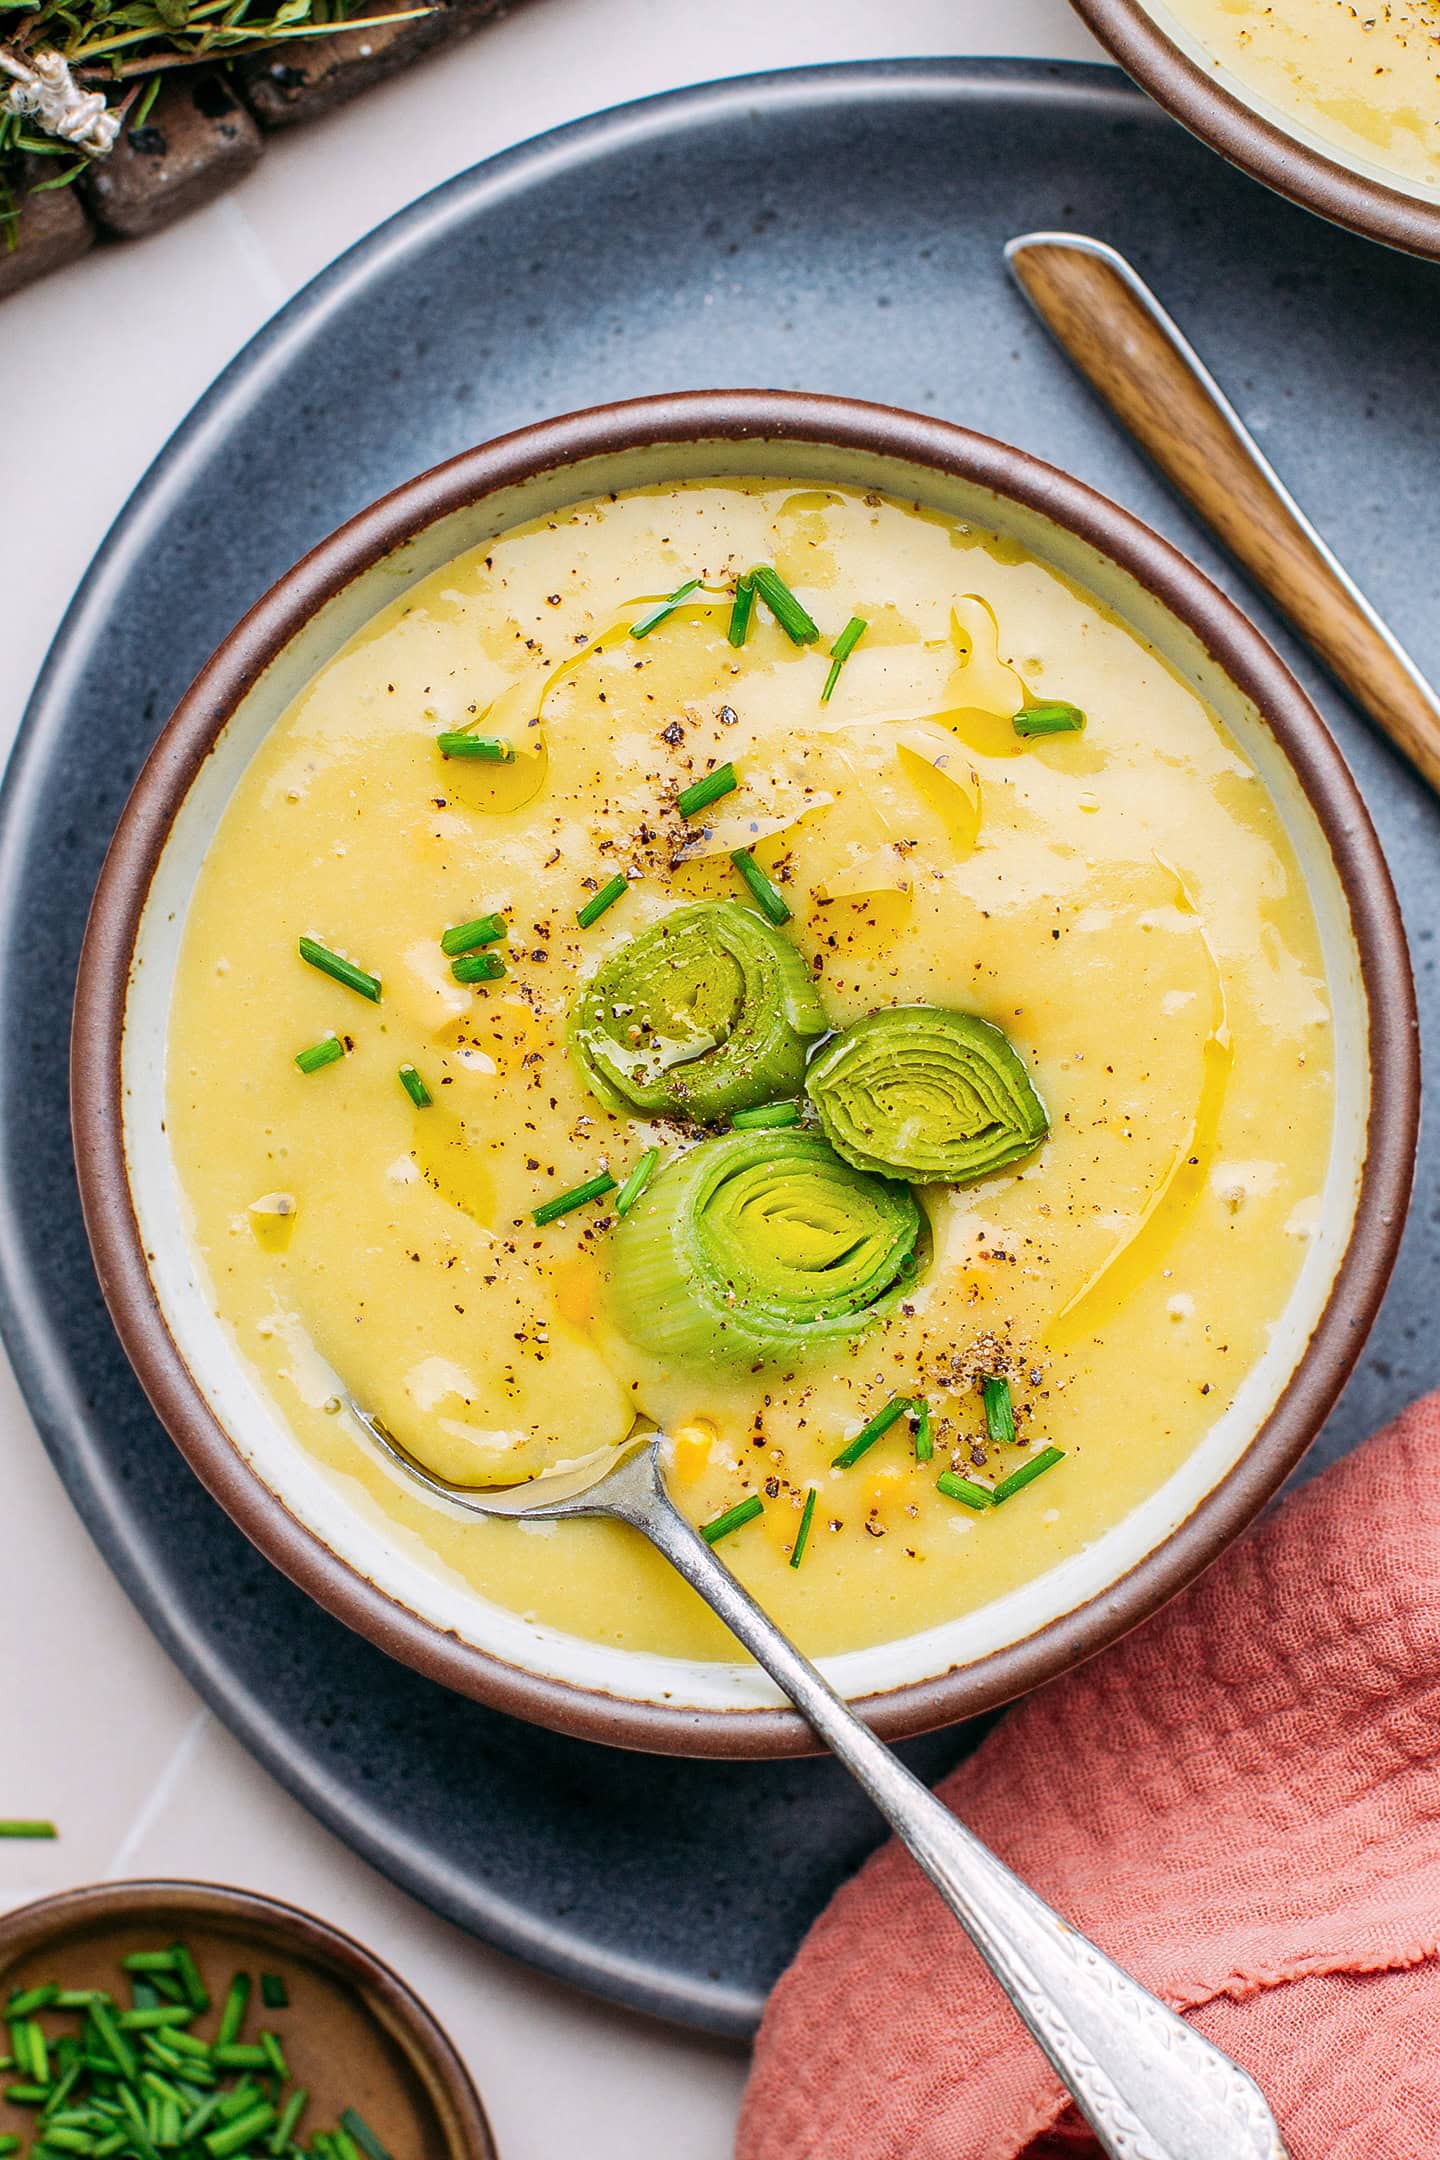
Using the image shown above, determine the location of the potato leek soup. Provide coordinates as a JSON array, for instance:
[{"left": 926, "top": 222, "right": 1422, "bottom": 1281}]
[
  {"left": 1159, "top": 0, "right": 1440, "bottom": 197},
  {"left": 166, "top": 479, "right": 1335, "bottom": 1663}
]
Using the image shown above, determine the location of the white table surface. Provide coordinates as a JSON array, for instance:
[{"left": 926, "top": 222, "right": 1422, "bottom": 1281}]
[{"left": 0, "top": 3, "right": 1099, "bottom": 2151}]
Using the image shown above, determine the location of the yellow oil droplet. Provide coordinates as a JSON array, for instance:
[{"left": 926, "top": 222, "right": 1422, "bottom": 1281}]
[
  {"left": 248, "top": 1192, "right": 297, "bottom": 1253},
  {"left": 669, "top": 1419, "right": 718, "bottom": 1485},
  {"left": 553, "top": 1254, "right": 598, "bottom": 1330}
]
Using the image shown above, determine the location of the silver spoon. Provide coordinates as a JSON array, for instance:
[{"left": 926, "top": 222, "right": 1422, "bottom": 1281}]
[{"left": 350, "top": 1407, "right": 1286, "bottom": 2160}]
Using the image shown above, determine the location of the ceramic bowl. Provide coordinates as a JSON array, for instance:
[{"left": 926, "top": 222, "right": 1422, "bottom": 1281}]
[
  {"left": 1070, "top": 0, "right": 1440, "bottom": 261},
  {"left": 71, "top": 390, "right": 1417, "bottom": 1758},
  {"left": 0, "top": 1880, "right": 493, "bottom": 2157}
]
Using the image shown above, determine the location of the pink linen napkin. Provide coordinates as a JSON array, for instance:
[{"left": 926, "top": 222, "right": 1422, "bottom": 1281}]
[{"left": 739, "top": 1392, "right": 1440, "bottom": 2160}]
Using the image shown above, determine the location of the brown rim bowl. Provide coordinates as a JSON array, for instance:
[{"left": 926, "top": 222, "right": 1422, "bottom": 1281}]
[
  {"left": 70, "top": 389, "right": 1418, "bottom": 1759},
  {"left": 1070, "top": 0, "right": 1440, "bottom": 262},
  {"left": 0, "top": 1879, "right": 494, "bottom": 2157}
]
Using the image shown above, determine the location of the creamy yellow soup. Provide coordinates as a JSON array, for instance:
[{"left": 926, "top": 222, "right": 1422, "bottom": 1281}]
[
  {"left": 1160, "top": 0, "right": 1440, "bottom": 195},
  {"left": 167, "top": 480, "right": 1333, "bottom": 1661}
]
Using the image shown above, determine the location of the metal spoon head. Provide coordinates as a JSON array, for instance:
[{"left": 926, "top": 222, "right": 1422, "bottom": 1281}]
[{"left": 345, "top": 1400, "right": 659, "bottom": 1521}]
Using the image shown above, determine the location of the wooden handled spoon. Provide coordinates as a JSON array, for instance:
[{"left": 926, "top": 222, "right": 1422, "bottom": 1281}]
[{"left": 1004, "top": 231, "right": 1440, "bottom": 794}]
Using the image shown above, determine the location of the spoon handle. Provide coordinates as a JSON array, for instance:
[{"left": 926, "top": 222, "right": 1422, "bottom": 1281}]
[
  {"left": 1004, "top": 230, "right": 1440, "bottom": 795},
  {"left": 612, "top": 1457, "right": 1286, "bottom": 2160}
]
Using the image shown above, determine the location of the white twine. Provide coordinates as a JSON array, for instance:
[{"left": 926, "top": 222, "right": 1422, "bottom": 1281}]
[{"left": 0, "top": 47, "right": 122, "bottom": 156}]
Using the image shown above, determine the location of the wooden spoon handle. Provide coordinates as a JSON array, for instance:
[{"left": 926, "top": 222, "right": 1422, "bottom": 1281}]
[{"left": 1005, "top": 231, "right": 1440, "bottom": 795}]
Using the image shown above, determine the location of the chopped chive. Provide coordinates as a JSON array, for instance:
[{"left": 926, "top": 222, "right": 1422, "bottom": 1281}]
[
  {"left": 211, "top": 2044, "right": 268, "bottom": 2071},
  {"left": 120, "top": 1956, "right": 176, "bottom": 1977},
  {"left": 179, "top": 2094, "right": 223, "bottom": 2143},
  {"left": 577, "top": 874, "right": 628, "bottom": 928},
  {"left": 214, "top": 2076, "right": 259, "bottom": 2124},
  {"left": 0, "top": 2138, "right": 19, "bottom": 2155},
  {"left": 992, "top": 1445, "right": 1065, "bottom": 1504},
  {"left": 3, "top": 2086, "right": 47, "bottom": 2105},
  {"left": 214, "top": 1977, "right": 250, "bottom": 2053},
  {"left": 117, "top": 2008, "right": 192, "bottom": 2032},
  {"left": 7, "top": 1985, "right": 59, "bottom": 2017},
  {"left": 749, "top": 564, "right": 820, "bottom": 644},
  {"left": 614, "top": 1147, "right": 660, "bottom": 1218},
  {"left": 701, "top": 1494, "right": 764, "bottom": 1545},
  {"left": 832, "top": 1393, "right": 911, "bottom": 1469},
  {"left": 675, "top": 762, "right": 738, "bottom": 818},
  {"left": 0, "top": 1821, "right": 55, "bottom": 1838},
  {"left": 435, "top": 732, "right": 514, "bottom": 761},
  {"left": 730, "top": 847, "right": 790, "bottom": 925},
  {"left": 629, "top": 577, "right": 701, "bottom": 639},
  {"left": 294, "top": 1034, "right": 344, "bottom": 1074},
  {"left": 789, "top": 1487, "right": 818, "bottom": 1570},
  {"left": 258, "top": 1976, "right": 288, "bottom": 2013},
  {"left": 53, "top": 1993, "right": 104, "bottom": 2012},
  {"left": 727, "top": 575, "right": 755, "bottom": 648},
  {"left": 439, "top": 912, "right": 506, "bottom": 956},
  {"left": 531, "top": 1172, "right": 616, "bottom": 1227},
  {"left": 397, "top": 1064, "right": 432, "bottom": 1108},
  {"left": 820, "top": 615, "right": 868, "bottom": 703},
  {"left": 168, "top": 1947, "right": 208, "bottom": 2016},
  {"left": 205, "top": 2100, "right": 276, "bottom": 2157},
  {"left": 333, "top": 2132, "right": 364, "bottom": 2160},
  {"left": 937, "top": 1470, "right": 995, "bottom": 1511},
  {"left": 730, "top": 1100, "right": 801, "bottom": 1130},
  {"left": 88, "top": 2003, "right": 136, "bottom": 2083},
  {"left": 1013, "top": 701, "right": 1086, "bottom": 737},
  {"left": 297, "top": 937, "right": 380, "bottom": 1003},
  {"left": 981, "top": 1375, "right": 1015, "bottom": 1448},
  {"left": 912, "top": 1399, "right": 934, "bottom": 1464},
  {"left": 269, "top": 2088, "right": 308, "bottom": 2154},
  {"left": 449, "top": 951, "right": 507, "bottom": 985},
  {"left": 259, "top": 2033, "right": 287, "bottom": 2083}
]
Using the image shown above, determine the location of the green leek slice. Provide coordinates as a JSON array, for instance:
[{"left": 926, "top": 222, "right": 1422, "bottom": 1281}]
[
  {"left": 571, "top": 901, "right": 825, "bottom": 1124},
  {"left": 608, "top": 1129, "right": 922, "bottom": 1370},
  {"left": 806, "top": 1005, "right": 1048, "bottom": 1184}
]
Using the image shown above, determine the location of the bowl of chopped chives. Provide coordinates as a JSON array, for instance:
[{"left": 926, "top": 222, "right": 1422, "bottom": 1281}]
[
  {"left": 71, "top": 389, "right": 1415, "bottom": 1757},
  {"left": 0, "top": 1880, "right": 494, "bottom": 2160}
]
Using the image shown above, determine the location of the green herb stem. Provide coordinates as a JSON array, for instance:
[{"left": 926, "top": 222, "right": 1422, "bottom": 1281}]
[
  {"left": 676, "top": 762, "right": 738, "bottom": 818},
  {"left": 912, "top": 1399, "right": 934, "bottom": 1464},
  {"left": 749, "top": 565, "right": 820, "bottom": 644},
  {"left": 439, "top": 912, "right": 506, "bottom": 956},
  {"left": 727, "top": 576, "right": 755, "bottom": 648},
  {"left": 435, "top": 733, "right": 514, "bottom": 761},
  {"left": 789, "top": 1487, "right": 818, "bottom": 1570},
  {"left": 0, "top": 1821, "right": 56, "bottom": 1840},
  {"left": 297, "top": 936, "right": 380, "bottom": 1002},
  {"left": 450, "top": 951, "right": 507, "bottom": 985},
  {"left": 629, "top": 577, "right": 701, "bottom": 638},
  {"left": 992, "top": 1446, "right": 1065, "bottom": 1503},
  {"left": 701, "top": 1495, "right": 764, "bottom": 1545},
  {"left": 398, "top": 1064, "right": 432, "bottom": 1108},
  {"left": 339, "top": 2108, "right": 394, "bottom": 2160},
  {"left": 614, "top": 1148, "right": 660, "bottom": 1218},
  {"left": 981, "top": 1374, "right": 1015, "bottom": 1448},
  {"left": 532, "top": 1172, "right": 616, "bottom": 1227},
  {"left": 936, "top": 1470, "right": 995, "bottom": 1511},
  {"left": 577, "top": 874, "right": 628, "bottom": 928},
  {"left": 820, "top": 615, "right": 868, "bottom": 703},
  {"left": 730, "top": 847, "right": 791, "bottom": 925},
  {"left": 1013, "top": 702, "right": 1086, "bottom": 737},
  {"left": 294, "top": 1033, "right": 344, "bottom": 1075},
  {"left": 832, "top": 1394, "right": 911, "bottom": 1469},
  {"left": 730, "top": 1100, "right": 802, "bottom": 1130}
]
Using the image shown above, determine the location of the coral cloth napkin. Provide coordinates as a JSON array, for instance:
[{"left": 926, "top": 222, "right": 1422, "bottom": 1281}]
[{"left": 739, "top": 1393, "right": 1440, "bottom": 2160}]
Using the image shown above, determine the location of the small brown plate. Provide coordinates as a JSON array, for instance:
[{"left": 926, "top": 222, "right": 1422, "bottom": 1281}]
[{"left": 0, "top": 1881, "right": 495, "bottom": 2158}]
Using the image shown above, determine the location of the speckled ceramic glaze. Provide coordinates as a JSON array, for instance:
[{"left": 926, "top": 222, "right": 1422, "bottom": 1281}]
[{"left": 5, "top": 62, "right": 1437, "bottom": 2031}]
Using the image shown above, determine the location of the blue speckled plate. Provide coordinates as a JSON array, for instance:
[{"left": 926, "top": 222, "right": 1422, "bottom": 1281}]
[{"left": 3, "top": 59, "right": 1436, "bottom": 2038}]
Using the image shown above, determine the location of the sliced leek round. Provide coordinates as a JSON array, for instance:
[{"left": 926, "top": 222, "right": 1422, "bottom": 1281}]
[
  {"left": 572, "top": 900, "right": 825, "bottom": 1123},
  {"left": 806, "top": 1005, "right": 1048, "bottom": 1185},
  {"left": 608, "top": 1129, "right": 923, "bottom": 1370}
]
